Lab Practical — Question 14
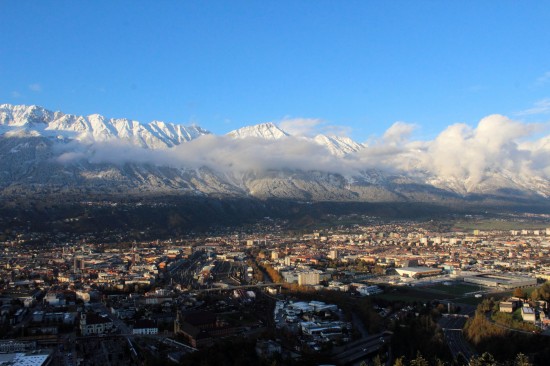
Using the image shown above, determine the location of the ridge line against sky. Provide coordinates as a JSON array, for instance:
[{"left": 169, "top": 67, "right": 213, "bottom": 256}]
[{"left": 1, "top": 1, "right": 550, "bottom": 142}]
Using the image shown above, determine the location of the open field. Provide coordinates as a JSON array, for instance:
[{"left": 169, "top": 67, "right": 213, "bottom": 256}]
[
  {"left": 375, "top": 286, "right": 455, "bottom": 303},
  {"left": 375, "top": 282, "right": 487, "bottom": 305},
  {"left": 426, "top": 282, "right": 481, "bottom": 296}
]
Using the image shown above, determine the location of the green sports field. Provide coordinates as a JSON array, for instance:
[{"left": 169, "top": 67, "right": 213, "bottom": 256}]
[{"left": 374, "top": 281, "right": 484, "bottom": 304}]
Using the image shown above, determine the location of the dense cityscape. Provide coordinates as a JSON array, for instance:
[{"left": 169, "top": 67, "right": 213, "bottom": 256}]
[
  {"left": 3, "top": 3, "right": 550, "bottom": 365},
  {"left": 1, "top": 214, "right": 549, "bottom": 365}
]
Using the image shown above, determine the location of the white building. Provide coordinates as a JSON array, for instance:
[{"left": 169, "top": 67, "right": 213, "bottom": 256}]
[
  {"left": 43, "top": 292, "right": 65, "bottom": 307},
  {"left": 463, "top": 273, "right": 537, "bottom": 289},
  {"left": 0, "top": 351, "right": 52, "bottom": 366},
  {"left": 395, "top": 267, "right": 442, "bottom": 278},
  {"left": 328, "top": 281, "right": 349, "bottom": 292},
  {"left": 80, "top": 313, "right": 114, "bottom": 336},
  {"left": 328, "top": 249, "right": 339, "bottom": 260},
  {"left": 521, "top": 307, "right": 536, "bottom": 323},
  {"left": 298, "top": 272, "right": 320, "bottom": 286},
  {"left": 132, "top": 319, "right": 158, "bottom": 335},
  {"left": 355, "top": 284, "right": 383, "bottom": 296}
]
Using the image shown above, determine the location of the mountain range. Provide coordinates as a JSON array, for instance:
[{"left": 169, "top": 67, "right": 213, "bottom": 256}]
[{"left": 1, "top": 104, "right": 549, "bottom": 208}]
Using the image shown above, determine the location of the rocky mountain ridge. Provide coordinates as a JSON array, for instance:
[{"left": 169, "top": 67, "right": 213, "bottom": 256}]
[{"left": 1, "top": 104, "right": 549, "bottom": 207}]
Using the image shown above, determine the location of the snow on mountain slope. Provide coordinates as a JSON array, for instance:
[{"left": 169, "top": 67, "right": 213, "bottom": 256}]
[
  {"left": 148, "top": 121, "right": 207, "bottom": 146},
  {"left": 228, "top": 122, "right": 365, "bottom": 157},
  {"left": 0, "top": 104, "right": 210, "bottom": 149},
  {"left": 1, "top": 104, "right": 550, "bottom": 203},
  {"left": 227, "top": 122, "right": 289, "bottom": 140},
  {"left": 313, "top": 134, "right": 366, "bottom": 156},
  {"left": 0, "top": 104, "right": 54, "bottom": 126}
]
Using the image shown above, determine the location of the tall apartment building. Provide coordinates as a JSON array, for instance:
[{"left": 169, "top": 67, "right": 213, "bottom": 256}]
[{"left": 298, "top": 271, "right": 320, "bottom": 286}]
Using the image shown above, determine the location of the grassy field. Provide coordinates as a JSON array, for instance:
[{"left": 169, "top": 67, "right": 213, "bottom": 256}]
[
  {"left": 376, "top": 286, "right": 458, "bottom": 302},
  {"left": 374, "top": 282, "right": 486, "bottom": 305},
  {"left": 375, "top": 289, "right": 440, "bottom": 303},
  {"left": 426, "top": 282, "right": 481, "bottom": 296},
  {"left": 372, "top": 281, "right": 546, "bottom": 308}
]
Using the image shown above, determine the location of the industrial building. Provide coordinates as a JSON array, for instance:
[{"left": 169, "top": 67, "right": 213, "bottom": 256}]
[
  {"left": 463, "top": 273, "right": 536, "bottom": 289},
  {"left": 0, "top": 350, "right": 52, "bottom": 366},
  {"left": 395, "top": 267, "right": 442, "bottom": 278}
]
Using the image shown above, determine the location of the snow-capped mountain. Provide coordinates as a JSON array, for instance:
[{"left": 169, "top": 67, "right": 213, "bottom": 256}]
[
  {"left": 227, "top": 122, "right": 366, "bottom": 157},
  {"left": 0, "top": 104, "right": 549, "bottom": 207},
  {"left": 0, "top": 104, "right": 209, "bottom": 149},
  {"left": 313, "top": 134, "right": 366, "bottom": 157},
  {"left": 227, "top": 122, "right": 289, "bottom": 140}
]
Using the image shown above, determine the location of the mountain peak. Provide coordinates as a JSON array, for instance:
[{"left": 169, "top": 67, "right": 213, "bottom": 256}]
[
  {"left": 0, "top": 104, "right": 210, "bottom": 149},
  {"left": 0, "top": 104, "right": 549, "bottom": 204},
  {"left": 313, "top": 134, "right": 366, "bottom": 157},
  {"left": 227, "top": 122, "right": 289, "bottom": 140},
  {"left": 0, "top": 104, "right": 53, "bottom": 126}
]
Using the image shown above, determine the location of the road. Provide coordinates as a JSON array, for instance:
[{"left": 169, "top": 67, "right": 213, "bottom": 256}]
[
  {"left": 439, "top": 316, "right": 476, "bottom": 361},
  {"left": 92, "top": 302, "right": 131, "bottom": 335},
  {"left": 443, "top": 329, "right": 476, "bottom": 362},
  {"left": 332, "top": 332, "right": 392, "bottom": 365},
  {"left": 192, "top": 283, "right": 283, "bottom": 293},
  {"left": 351, "top": 312, "right": 369, "bottom": 338}
]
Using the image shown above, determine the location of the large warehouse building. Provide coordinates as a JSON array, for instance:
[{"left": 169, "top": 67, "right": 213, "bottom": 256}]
[
  {"left": 395, "top": 267, "right": 443, "bottom": 278},
  {"left": 463, "top": 273, "right": 536, "bottom": 289}
]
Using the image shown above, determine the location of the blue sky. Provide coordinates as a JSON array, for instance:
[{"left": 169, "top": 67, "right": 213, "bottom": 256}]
[{"left": 1, "top": 1, "right": 550, "bottom": 142}]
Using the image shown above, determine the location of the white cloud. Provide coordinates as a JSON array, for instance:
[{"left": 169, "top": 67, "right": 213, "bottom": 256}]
[
  {"left": 516, "top": 98, "right": 550, "bottom": 116},
  {"left": 169, "top": 135, "right": 347, "bottom": 174},
  {"left": 28, "top": 83, "right": 42, "bottom": 92},
  {"left": 54, "top": 114, "right": 550, "bottom": 190},
  {"left": 277, "top": 117, "right": 352, "bottom": 138},
  {"left": 323, "top": 125, "right": 352, "bottom": 137},
  {"left": 278, "top": 118, "right": 323, "bottom": 136},
  {"left": 353, "top": 115, "right": 549, "bottom": 186},
  {"left": 414, "top": 115, "right": 543, "bottom": 186},
  {"left": 382, "top": 121, "right": 417, "bottom": 146},
  {"left": 10, "top": 91, "right": 22, "bottom": 98},
  {"left": 536, "top": 71, "right": 550, "bottom": 86}
]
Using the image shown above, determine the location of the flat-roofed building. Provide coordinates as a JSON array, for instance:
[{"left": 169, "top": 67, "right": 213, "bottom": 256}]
[
  {"left": 395, "top": 267, "right": 442, "bottom": 278},
  {"left": 298, "top": 272, "right": 320, "bottom": 286},
  {"left": 499, "top": 300, "right": 519, "bottom": 313},
  {"left": 463, "top": 274, "right": 536, "bottom": 289},
  {"left": 521, "top": 307, "right": 536, "bottom": 323},
  {"left": 0, "top": 350, "right": 52, "bottom": 366},
  {"left": 353, "top": 284, "right": 383, "bottom": 296}
]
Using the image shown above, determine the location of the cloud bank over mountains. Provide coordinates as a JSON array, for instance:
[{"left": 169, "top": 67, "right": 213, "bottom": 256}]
[
  {"left": 1, "top": 104, "right": 550, "bottom": 198},
  {"left": 62, "top": 113, "right": 550, "bottom": 188}
]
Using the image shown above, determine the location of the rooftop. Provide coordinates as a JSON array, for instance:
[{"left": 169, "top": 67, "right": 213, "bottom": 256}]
[{"left": 0, "top": 351, "right": 51, "bottom": 366}]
